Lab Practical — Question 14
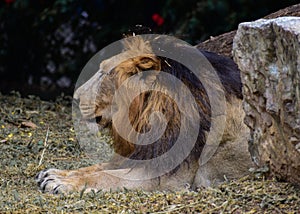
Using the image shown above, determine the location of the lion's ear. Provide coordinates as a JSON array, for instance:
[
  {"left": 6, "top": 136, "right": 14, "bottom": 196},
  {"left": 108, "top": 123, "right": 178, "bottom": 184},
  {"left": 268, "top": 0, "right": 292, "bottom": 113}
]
[{"left": 134, "top": 55, "right": 161, "bottom": 71}]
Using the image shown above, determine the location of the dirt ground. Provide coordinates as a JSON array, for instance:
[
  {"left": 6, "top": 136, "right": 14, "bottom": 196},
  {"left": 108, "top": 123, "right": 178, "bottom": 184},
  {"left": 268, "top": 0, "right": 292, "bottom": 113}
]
[{"left": 0, "top": 92, "right": 299, "bottom": 213}]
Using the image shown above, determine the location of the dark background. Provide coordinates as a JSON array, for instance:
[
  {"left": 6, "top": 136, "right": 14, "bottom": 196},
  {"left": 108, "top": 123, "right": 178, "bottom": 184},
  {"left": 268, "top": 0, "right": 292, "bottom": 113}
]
[{"left": 0, "top": 0, "right": 298, "bottom": 100}]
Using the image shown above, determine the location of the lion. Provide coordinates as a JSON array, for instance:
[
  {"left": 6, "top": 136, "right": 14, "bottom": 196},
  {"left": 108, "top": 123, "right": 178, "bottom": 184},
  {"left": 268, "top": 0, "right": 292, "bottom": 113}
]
[{"left": 36, "top": 35, "right": 254, "bottom": 194}]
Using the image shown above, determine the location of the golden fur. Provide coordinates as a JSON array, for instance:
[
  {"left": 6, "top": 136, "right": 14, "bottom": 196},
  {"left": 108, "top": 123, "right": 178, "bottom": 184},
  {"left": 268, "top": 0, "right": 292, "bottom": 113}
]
[{"left": 36, "top": 36, "right": 253, "bottom": 194}]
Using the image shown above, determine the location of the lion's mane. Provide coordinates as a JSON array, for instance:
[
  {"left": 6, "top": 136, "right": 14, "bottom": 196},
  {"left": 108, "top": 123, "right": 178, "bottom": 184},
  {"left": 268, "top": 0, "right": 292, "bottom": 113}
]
[{"left": 76, "top": 36, "right": 243, "bottom": 172}]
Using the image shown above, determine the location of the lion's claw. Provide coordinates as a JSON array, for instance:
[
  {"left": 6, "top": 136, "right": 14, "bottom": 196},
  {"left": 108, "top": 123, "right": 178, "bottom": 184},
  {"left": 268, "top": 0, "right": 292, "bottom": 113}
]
[{"left": 35, "top": 169, "right": 73, "bottom": 194}]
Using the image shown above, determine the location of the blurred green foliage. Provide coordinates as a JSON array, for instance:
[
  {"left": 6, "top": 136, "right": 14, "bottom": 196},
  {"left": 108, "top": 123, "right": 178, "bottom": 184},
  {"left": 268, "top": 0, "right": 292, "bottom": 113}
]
[{"left": 0, "top": 0, "right": 298, "bottom": 98}]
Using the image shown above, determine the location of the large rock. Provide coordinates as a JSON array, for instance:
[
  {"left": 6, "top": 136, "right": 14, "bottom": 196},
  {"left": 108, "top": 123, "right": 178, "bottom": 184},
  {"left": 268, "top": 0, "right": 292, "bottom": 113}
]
[{"left": 233, "top": 17, "right": 300, "bottom": 184}]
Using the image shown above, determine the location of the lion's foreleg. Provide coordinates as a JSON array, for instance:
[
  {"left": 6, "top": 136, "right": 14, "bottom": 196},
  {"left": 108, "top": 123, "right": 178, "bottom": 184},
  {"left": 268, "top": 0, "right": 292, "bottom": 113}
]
[{"left": 36, "top": 166, "right": 158, "bottom": 194}]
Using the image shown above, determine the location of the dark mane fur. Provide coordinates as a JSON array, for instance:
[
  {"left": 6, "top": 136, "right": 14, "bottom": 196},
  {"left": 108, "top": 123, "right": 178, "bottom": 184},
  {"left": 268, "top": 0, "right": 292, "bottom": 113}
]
[{"left": 110, "top": 48, "right": 242, "bottom": 171}]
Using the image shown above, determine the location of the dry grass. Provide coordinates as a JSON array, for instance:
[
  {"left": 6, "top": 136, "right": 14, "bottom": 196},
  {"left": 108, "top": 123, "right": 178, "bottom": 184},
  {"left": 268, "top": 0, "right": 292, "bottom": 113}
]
[{"left": 0, "top": 92, "right": 299, "bottom": 213}]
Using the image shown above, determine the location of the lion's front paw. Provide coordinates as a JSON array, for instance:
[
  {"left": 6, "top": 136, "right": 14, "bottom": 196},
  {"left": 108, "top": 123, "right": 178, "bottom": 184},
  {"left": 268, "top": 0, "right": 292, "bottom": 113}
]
[{"left": 35, "top": 169, "right": 75, "bottom": 194}]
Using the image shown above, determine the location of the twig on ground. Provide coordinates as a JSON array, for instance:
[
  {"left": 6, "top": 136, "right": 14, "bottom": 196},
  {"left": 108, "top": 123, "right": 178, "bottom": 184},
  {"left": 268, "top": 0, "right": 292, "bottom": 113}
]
[{"left": 38, "top": 126, "right": 49, "bottom": 167}]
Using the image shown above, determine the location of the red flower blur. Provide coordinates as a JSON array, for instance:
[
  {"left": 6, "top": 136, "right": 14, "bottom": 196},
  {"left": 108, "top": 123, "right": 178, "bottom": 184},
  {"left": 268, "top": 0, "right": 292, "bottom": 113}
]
[
  {"left": 152, "top": 13, "right": 164, "bottom": 26},
  {"left": 4, "top": 0, "right": 15, "bottom": 4}
]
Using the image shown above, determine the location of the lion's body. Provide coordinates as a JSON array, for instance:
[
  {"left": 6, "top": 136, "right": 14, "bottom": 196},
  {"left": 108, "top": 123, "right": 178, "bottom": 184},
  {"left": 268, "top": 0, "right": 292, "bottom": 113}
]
[{"left": 36, "top": 36, "right": 253, "bottom": 194}]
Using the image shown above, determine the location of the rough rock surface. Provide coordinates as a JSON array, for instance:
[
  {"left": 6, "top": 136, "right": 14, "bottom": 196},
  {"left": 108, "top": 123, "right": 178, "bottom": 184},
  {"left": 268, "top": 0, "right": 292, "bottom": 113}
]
[{"left": 233, "top": 17, "right": 300, "bottom": 184}]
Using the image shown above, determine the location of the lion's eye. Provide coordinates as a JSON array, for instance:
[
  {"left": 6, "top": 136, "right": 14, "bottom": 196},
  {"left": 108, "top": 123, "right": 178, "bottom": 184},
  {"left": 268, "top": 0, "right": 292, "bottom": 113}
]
[
  {"left": 140, "top": 58, "right": 151, "bottom": 64},
  {"left": 136, "top": 57, "right": 160, "bottom": 71}
]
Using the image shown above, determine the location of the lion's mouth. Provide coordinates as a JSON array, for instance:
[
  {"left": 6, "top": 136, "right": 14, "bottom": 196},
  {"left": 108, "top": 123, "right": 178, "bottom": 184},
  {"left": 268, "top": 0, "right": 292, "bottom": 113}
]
[
  {"left": 85, "top": 116, "right": 102, "bottom": 123},
  {"left": 88, "top": 115, "right": 106, "bottom": 124},
  {"left": 84, "top": 115, "right": 111, "bottom": 130},
  {"left": 95, "top": 116, "right": 102, "bottom": 124},
  {"left": 73, "top": 98, "right": 111, "bottom": 131}
]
